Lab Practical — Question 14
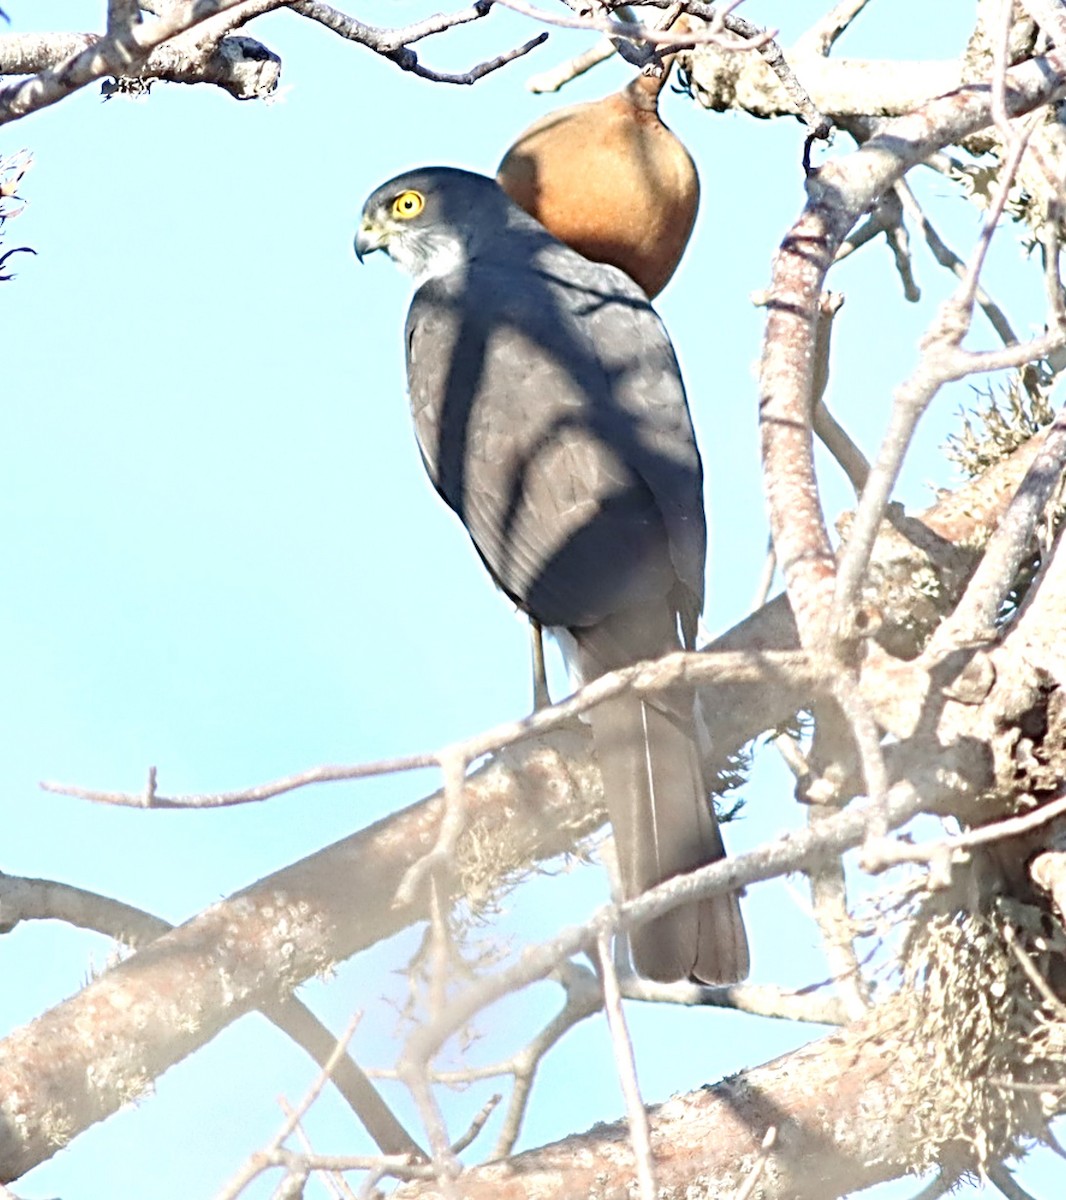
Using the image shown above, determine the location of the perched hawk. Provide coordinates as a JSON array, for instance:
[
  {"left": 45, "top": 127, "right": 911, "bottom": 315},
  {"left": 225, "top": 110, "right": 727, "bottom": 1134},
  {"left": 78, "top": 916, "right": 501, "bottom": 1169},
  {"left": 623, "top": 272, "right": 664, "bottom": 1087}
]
[{"left": 355, "top": 167, "right": 747, "bottom": 984}]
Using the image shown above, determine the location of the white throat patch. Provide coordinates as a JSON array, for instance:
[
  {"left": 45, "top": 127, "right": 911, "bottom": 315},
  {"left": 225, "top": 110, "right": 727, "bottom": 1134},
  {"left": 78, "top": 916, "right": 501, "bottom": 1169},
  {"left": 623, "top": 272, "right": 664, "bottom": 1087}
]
[{"left": 389, "top": 233, "right": 467, "bottom": 286}]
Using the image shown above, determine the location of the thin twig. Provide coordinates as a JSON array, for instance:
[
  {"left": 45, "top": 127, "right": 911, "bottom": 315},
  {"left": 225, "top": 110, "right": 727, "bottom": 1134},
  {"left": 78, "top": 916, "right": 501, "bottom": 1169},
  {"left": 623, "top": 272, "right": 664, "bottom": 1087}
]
[
  {"left": 794, "top": 0, "right": 872, "bottom": 57},
  {"left": 865, "top": 787, "right": 1066, "bottom": 872},
  {"left": 735, "top": 1127, "right": 777, "bottom": 1200},
  {"left": 806, "top": 807, "right": 871, "bottom": 1019},
  {"left": 647, "top": 0, "right": 832, "bottom": 139},
  {"left": 882, "top": 212, "right": 921, "bottom": 304},
  {"left": 449, "top": 1093, "right": 502, "bottom": 1155},
  {"left": 372, "top": 973, "right": 848, "bottom": 1093},
  {"left": 214, "top": 1013, "right": 366, "bottom": 1200},
  {"left": 810, "top": 290, "right": 872, "bottom": 494},
  {"left": 833, "top": 672, "right": 890, "bottom": 842},
  {"left": 895, "top": 178, "right": 1020, "bottom": 348},
  {"left": 280, "top": 1098, "right": 357, "bottom": 1200},
  {"left": 621, "top": 974, "right": 848, "bottom": 1024},
  {"left": 369, "top": 964, "right": 844, "bottom": 1163},
  {"left": 388, "top": 32, "right": 548, "bottom": 85},
  {"left": 399, "top": 781, "right": 929, "bottom": 1077},
  {"left": 596, "top": 933, "right": 656, "bottom": 1200},
  {"left": 956, "top": 126, "right": 1039, "bottom": 318},
  {"left": 1003, "top": 923, "right": 1066, "bottom": 1024},
  {"left": 396, "top": 748, "right": 471, "bottom": 905},
  {"left": 288, "top": 0, "right": 493, "bottom": 51},
  {"left": 217, "top": 1149, "right": 435, "bottom": 1195},
  {"left": 401, "top": 888, "right": 464, "bottom": 1182},
  {"left": 493, "top": 0, "right": 771, "bottom": 51},
  {"left": 526, "top": 35, "right": 614, "bottom": 92},
  {"left": 835, "top": 190, "right": 920, "bottom": 303},
  {"left": 751, "top": 540, "right": 777, "bottom": 611},
  {"left": 372, "top": 963, "right": 604, "bottom": 1157},
  {"left": 1042, "top": 201, "right": 1065, "bottom": 327},
  {"left": 990, "top": 0, "right": 1019, "bottom": 138},
  {"left": 814, "top": 402, "right": 871, "bottom": 495},
  {"left": 41, "top": 648, "right": 824, "bottom": 809}
]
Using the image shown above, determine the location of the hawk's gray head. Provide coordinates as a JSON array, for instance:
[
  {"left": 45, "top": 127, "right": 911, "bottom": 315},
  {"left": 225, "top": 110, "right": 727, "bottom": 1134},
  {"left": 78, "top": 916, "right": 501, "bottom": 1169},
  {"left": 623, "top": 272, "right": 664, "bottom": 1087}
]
[{"left": 355, "top": 166, "right": 550, "bottom": 284}]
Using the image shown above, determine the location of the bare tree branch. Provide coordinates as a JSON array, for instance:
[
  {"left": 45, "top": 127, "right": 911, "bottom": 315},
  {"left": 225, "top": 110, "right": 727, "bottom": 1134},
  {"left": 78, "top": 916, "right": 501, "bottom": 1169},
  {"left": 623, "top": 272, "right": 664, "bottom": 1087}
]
[
  {"left": 793, "top": 0, "right": 873, "bottom": 58},
  {"left": 928, "top": 403, "right": 1066, "bottom": 654},
  {"left": 41, "top": 648, "right": 826, "bottom": 809},
  {"left": 758, "top": 50, "right": 1066, "bottom": 654},
  {"left": 0, "top": 0, "right": 551, "bottom": 110},
  {"left": 0, "top": 872, "right": 424, "bottom": 1160},
  {"left": 699, "top": 426, "right": 1045, "bottom": 758},
  {"left": 289, "top": 0, "right": 547, "bottom": 84},
  {"left": 392, "top": 32, "right": 549, "bottom": 85},
  {"left": 0, "top": 28, "right": 281, "bottom": 100},
  {"left": 806, "top": 807, "right": 872, "bottom": 1019},
  {"left": 525, "top": 34, "right": 614, "bottom": 92},
  {"left": 386, "top": 997, "right": 1010, "bottom": 1200},
  {"left": 288, "top": 0, "right": 494, "bottom": 51},
  {"left": 595, "top": 934, "right": 656, "bottom": 1200},
  {"left": 0, "top": 730, "right": 605, "bottom": 1179},
  {"left": 895, "top": 178, "right": 1022, "bottom": 347},
  {"left": 689, "top": 40, "right": 964, "bottom": 121},
  {"left": 0, "top": 0, "right": 285, "bottom": 123}
]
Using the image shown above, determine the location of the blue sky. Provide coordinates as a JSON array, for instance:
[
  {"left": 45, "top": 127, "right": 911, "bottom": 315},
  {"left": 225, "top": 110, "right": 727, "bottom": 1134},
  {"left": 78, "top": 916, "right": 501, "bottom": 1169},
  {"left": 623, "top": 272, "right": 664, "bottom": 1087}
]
[{"left": 1, "top": 1, "right": 1060, "bottom": 1196}]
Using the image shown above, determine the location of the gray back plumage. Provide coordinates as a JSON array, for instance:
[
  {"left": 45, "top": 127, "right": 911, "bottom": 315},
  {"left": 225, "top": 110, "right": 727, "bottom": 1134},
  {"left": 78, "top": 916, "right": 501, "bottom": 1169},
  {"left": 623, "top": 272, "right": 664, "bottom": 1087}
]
[{"left": 402, "top": 174, "right": 705, "bottom": 662}]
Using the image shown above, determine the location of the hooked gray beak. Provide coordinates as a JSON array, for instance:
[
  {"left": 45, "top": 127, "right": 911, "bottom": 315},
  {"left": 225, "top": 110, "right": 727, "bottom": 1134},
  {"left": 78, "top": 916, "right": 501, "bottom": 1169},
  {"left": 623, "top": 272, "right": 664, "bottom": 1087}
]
[{"left": 354, "top": 219, "right": 389, "bottom": 263}]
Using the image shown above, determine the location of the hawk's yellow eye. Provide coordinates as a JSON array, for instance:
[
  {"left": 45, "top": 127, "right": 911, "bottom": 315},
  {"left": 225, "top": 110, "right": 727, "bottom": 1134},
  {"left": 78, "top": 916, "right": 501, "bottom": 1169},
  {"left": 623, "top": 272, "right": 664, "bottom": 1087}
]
[{"left": 392, "top": 190, "right": 425, "bottom": 220}]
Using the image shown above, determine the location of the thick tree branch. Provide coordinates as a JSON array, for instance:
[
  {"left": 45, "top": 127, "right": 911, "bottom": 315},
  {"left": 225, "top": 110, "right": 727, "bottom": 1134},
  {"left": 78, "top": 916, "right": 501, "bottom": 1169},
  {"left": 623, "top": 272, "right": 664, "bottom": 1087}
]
[
  {"left": 385, "top": 999, "right": 962, "bottom": 1200},
  {"left": 689, "top": 42, "right": 964, "bottom": 121},
  {"left": 0, "top": 873, "right": 424, "bottom": 1160},
  {"left": 0, "top": 28, "right": 282, "bottom": 99},
  {"left": 0, "top": 0, "right": 286, "bottom": 123}
]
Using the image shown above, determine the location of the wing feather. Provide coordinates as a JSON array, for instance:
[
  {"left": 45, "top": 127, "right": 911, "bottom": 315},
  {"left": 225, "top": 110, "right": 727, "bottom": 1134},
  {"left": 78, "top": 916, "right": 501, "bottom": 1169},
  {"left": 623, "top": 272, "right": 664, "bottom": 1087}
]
[{"left": 405, "top": 253, "right": 704, "bottom": 637}]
